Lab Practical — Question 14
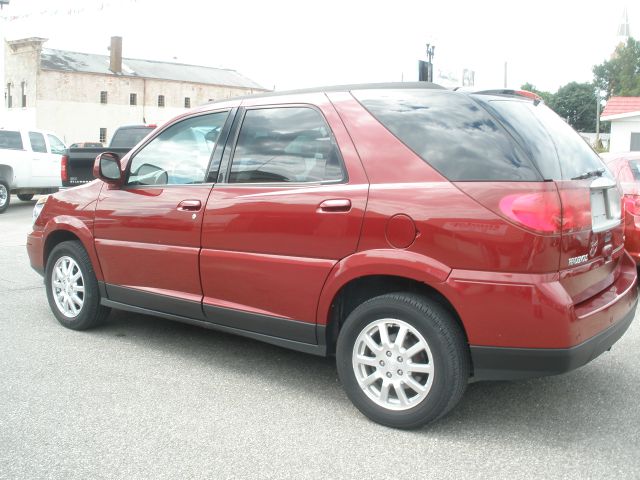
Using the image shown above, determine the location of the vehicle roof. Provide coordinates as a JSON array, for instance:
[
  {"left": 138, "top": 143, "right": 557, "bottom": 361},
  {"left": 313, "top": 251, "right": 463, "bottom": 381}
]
[{"left": 208, "top": 81, "right": 445, "bottom": 104}]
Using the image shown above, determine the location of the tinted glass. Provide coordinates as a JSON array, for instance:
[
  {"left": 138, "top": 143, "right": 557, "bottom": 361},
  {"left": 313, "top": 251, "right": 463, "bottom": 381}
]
[
  {"left": 47, "top": 134, "right": 66, "bottom": 155},
  {"left": 128, "top": 112, "right": 227, "bottom": 185},
  {"left": 0, "top": 131, "right": 23, "bottom": 150},
  {"left": 110, "top": 126, "right": 154, "bottom": 148},
  {"left": 486, "top": 99, "right": 609, "bottom": 180},
  {"left": 229, "top": 107, "right": 345, "bottom": 183},
  {"left": 29, "top": 132, "right": 47, "bottom": 153},
  {"left": 629, "top": 160, "right": 640, "bottom": 181},
  {"left": 353, "top": 89, "right": 539, "bottom": 181}
]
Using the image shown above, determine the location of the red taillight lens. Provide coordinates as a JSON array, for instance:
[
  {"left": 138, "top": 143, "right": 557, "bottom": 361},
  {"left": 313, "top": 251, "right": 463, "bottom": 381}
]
[
  {"left": 558, "top": 187, "right": 592, "bottom": 233},
  {"left": 624, "top": 194, "right": 640, "bottom": 216},
  {"left": 61, "top": 155, "right": 69, "bottom": 182},
  {"left": 499, "top": 191, "right": 562, "bottom": 233}
]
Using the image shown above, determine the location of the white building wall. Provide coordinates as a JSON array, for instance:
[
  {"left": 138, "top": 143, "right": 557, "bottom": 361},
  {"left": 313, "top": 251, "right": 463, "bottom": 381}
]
[
  {"left": 35, "top": 70, "right": 255, "bottom": 145},
  {"left": 609, "top": 116, "right": 640, "bottom": 153},
  {"left": 2, "top": 38, "right": 43, "bottom": 128}
]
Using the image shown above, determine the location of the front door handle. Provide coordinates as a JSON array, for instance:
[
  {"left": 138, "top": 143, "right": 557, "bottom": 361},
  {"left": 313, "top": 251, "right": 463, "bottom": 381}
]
[
  {"left": 177, "top": 199, "right": 202, "bottom": 211},
  {"left": 318, "top": 199, "right": 351, "bottom": 213}
]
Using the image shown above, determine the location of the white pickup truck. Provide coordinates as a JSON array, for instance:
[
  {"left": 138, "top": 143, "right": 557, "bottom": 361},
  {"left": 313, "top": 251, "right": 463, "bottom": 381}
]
[{"left": 0, "top": 128, "right": 66, "bottom": 213}]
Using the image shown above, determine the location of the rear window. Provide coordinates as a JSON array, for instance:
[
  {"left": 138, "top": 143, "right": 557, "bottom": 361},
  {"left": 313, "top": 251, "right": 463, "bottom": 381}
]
[
  {"left": 352, "top": 89, "right": 540, "bottom": 181},
  {"left": 0, "top": 131, "right": 23, "bottom": 150},
  {"left": 483, "top": 99, "right": 609, "bottom": 181},
  {"left": 629, "top": 160, "right": 640, "bottom": 181},
  {"left": 109, "top": 126, "right": 153, "bottom": 148}
]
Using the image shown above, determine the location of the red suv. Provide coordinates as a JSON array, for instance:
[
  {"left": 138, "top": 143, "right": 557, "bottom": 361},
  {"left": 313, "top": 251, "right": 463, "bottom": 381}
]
[
  {"left": 603, "top": 152, "right": 640, "bottom": 263},
  {"left": 27, "top": 83, "right": 638, "bottom": 429}
]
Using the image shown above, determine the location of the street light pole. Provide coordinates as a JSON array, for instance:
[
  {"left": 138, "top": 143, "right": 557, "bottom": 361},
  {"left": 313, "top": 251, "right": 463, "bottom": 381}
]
[{"left": 426, "top": 44, "right": 435, "bottom": 82}]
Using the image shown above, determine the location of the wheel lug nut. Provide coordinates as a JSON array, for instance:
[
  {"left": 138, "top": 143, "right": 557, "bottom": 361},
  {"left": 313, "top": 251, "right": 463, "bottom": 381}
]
[
  {"left": 386, "top": 372, "right": 392, "bottom": 378},
  {"left": 379, "top": 360, "right": 385, "bottom": 366},
  {"left": 386, "top": 351, "right": 392, "bottom": 357},
  {"left": 397, "top": 356, "right": 403, "bottom": 362},
  {"left": 397, "top": 370, "right": 403, "bottom": 375}
]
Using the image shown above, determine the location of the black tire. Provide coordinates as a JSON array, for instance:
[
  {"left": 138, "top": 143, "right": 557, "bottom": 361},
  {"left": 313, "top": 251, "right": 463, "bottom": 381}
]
[
  {"left": 336, "top": 292, "right": 469, "bottom": 429},
  {"left": 45, "top": 240, "right": 110, "bottom": 330},
  {"left": 17, "top": 193, "right": 34, "bottom": 201},
  {"left": 0, "top": 180, "right": 10, "bottom": 214}
]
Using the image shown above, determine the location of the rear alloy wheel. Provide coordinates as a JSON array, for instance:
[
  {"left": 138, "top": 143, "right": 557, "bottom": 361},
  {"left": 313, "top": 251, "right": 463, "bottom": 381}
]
[
  {"left": 45, "top": 240, "right": 110, "bottom": 330},
  {"left": 17, "top": 193, "right": 34, "bottom": 201},
  {"left": 0, "top": 181, "right": 10, "bottom": 213},
  {"left": 337, "top": 293, "right": 469, "bottom": 429}
]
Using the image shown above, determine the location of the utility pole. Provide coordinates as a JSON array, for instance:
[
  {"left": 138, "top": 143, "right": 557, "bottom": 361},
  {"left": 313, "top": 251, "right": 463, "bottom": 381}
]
[
  {"left": 503, "top": 62, "right": 508, "bottom": 88},
  {"left": 595, "top": 91, "right": 601, "bottom": 148}
]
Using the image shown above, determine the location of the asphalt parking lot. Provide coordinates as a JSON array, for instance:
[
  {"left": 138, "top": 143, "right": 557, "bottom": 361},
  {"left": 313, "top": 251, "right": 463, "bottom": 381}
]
[{"left": 1, "top": 197, "right": 639, "bottom": 479}]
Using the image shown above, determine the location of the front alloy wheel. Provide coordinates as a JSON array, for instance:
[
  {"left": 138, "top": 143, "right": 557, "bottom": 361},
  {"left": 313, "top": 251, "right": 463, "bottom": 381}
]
[
  {"left": 51, "top": 256, "right": 85, "bottom": 318},
  {"left": 45, "top": 240, "right": 110, "bottom": 330}
]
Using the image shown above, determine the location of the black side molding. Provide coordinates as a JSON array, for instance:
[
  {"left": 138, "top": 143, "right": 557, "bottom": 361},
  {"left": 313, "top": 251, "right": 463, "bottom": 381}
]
[
  {"left": 99, "top": 283, "right": 325, "bottom": 356},
  {"left": 470, "top": 298, "right": 637, "bottom": 381}
]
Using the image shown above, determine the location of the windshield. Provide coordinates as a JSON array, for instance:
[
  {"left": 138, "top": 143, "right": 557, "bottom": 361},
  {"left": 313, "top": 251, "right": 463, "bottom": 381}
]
[{"left": 482, "top": 98, "right": 610, "bottom": 181}]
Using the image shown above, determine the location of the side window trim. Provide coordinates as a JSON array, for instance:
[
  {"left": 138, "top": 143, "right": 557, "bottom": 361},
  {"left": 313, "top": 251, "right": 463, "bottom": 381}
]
[
  {"left": 206, "top": 107, "right": 238, "bottom": 183},
  {"left": 221, "top": 104, "right": 348, "bottom": 186},
  {"left": 124, "top": 109, "right": 231, "bottom": 187}
]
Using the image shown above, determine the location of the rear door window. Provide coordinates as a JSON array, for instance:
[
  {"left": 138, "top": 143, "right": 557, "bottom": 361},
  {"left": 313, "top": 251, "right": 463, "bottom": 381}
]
[
  {"left": 352, "top": 89, "right": 540, "bottom": 181},
  {"left": 29, "top": 132, "right": 48, "bottom": 153},
  {"left": 0, "top": 131, "right": 23, "bottom": 150},
  {"left": 483, "top": 99, "right": 609, "bottom": 181},
  {"left": 228, "top": 107, "right": 345, "bottom": 184}
]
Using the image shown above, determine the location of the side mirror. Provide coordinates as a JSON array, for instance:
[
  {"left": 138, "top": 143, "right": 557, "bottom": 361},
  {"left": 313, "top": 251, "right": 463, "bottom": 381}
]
[{"left": 94, "top": 152, "right": 123, "bottom": 186}]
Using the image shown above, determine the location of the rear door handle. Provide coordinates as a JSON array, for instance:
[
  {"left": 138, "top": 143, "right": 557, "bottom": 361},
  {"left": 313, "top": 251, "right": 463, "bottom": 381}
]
[
  {"left": 318, "top": 199, "right": 351, "bottom": 213},
  {"left": 177, "top": 200, "right": 202, "bottom": 211}
]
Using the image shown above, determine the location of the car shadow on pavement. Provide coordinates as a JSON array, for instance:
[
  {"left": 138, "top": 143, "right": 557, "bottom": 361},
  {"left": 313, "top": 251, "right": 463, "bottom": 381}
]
[
  {"left": 91, "top": 308, "right": 637, "bottom": 437},
  {"left": 427, "top": 358, "right": 637, "bottom": 441},
  {"left": 94, "top": 308, "right": 345, "bottom": 401}
]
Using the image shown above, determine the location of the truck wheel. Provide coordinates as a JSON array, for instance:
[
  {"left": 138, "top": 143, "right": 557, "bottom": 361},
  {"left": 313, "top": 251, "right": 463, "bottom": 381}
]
[
  {"left": 336, "top": 293, "right": 469, "bottom": 429},
  {"left": 0, "top": 181, "right": 10, "bottom": 213},
  {"left": 17, "top": 193, "right": 34, "bottom": 201},
  {"left": 45, "top": 240, "right": 110, "bottom": 330}
]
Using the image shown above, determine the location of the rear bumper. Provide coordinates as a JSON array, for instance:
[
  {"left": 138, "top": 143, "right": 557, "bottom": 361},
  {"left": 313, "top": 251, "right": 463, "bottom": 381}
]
[
  {"left": 470, "top": 298, "right": 636, "bottom": 380},
  {"left": 441, "top": 251, "right": 638, "bottom": 381}
]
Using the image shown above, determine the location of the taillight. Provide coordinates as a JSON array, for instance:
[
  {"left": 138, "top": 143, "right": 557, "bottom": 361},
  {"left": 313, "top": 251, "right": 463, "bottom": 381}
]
[
  {"left": 558, "top": 187, "right": 592, "bottom": 233},
  {"left": 456, "top": 182, "right": 592, "bottom": 236},
  {"left": 61, "top": 155, "right": 68, "bottom": 182},
  {"left": 498, "top": 190, "right": 562, "bottom": 234},
  {"left": 624, "top": 194, "right": 640, "bottom": 216}
]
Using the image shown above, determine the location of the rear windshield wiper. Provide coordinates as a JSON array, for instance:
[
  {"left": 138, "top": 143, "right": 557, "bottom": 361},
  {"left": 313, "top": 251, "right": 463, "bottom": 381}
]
[{"left": 571, "top": 168, "right": 604, "bottom": 180}]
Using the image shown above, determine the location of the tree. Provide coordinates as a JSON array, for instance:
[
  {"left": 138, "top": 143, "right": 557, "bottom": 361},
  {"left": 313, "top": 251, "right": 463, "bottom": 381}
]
[
  {"left": 593, "top": 37, "right": 640, "bottom": 99},
  {"left": 551, "top": 82, "right": 599, "bottom": 132}
]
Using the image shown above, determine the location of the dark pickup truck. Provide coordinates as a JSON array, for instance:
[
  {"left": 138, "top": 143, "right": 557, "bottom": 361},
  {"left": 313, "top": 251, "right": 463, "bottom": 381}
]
[{"left": 62, "top": 125, "right": 156, "bottom": 187}]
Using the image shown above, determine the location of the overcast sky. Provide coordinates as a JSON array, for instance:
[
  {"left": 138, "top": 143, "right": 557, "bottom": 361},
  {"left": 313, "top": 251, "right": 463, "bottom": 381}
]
[{"left": 1, "top": 0, "right": 637, "bottom": 92}]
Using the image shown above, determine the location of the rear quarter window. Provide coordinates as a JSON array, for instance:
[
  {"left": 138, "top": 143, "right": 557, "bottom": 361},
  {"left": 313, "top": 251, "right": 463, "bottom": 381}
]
[
  {"left": 110, "top": 127, "right": 153, "bottom": 148},
  {"left": 352, "top": 89, "right": 540, "bottom": 181},
  {"left": 0, "top": 131, "right": 24, "bottom": 150}
]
